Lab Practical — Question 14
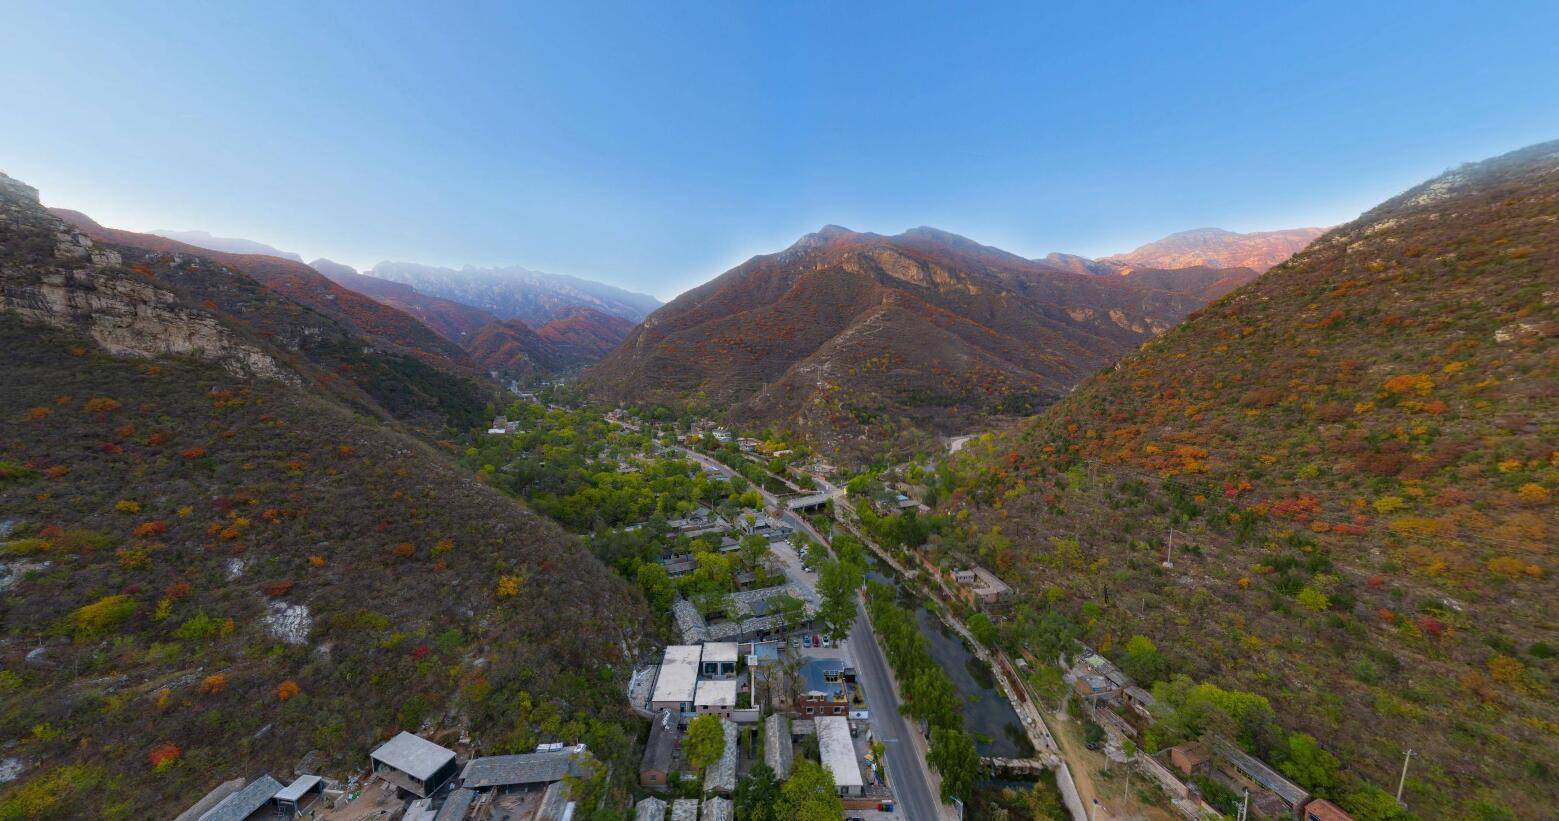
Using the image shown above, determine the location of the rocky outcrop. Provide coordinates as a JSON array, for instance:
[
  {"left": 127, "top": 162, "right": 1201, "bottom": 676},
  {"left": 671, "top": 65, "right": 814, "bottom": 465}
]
[{"left": 0, "top": 171, "right": 293, "bottom": 383}]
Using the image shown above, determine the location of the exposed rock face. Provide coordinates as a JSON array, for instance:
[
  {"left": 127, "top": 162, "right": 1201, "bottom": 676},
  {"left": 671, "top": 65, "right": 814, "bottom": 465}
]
[{"left": 0, "top": 172, "right": 290, "bottom": 382}]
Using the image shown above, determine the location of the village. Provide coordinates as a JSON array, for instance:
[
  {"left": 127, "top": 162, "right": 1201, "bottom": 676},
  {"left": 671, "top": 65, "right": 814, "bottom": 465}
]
[{"left": 174, "top": 402, "right": 1369, "bottom": 821}]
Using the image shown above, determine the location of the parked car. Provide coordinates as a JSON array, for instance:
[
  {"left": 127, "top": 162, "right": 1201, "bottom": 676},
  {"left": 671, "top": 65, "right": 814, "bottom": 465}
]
[
  {"left": 790, "top": 636, "right": 801, "bottom": 649},
  {"left": 820, "top": 636, "right": 833, "bottom": 648},
  {"left": 802, "top": 635, "right": 812, "bottom": 648},
  {"left": 812, "top": 633, "right": 821, "bottom": 647}
]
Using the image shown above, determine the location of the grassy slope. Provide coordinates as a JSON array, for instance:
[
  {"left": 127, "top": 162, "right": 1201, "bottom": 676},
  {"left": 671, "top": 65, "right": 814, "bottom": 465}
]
[
  {"left": 947, "top": 142, "right": 1557, "bottom": 816},
  {"left": 0, "top": 317, "right": 648, "bottom": 816}
]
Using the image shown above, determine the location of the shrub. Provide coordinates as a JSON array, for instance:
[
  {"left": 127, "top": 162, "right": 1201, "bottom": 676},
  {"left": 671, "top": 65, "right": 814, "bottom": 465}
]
[
  {"left": 71, "top": 595, "right": 137, "bottom": 638},
  {"left": 147, "top": 744, "right": 181, "bottom": 771},
  {"left": 199, "top": 674, "right": 227, "bottom": 695},
  {"left": 276, "top": 680, "right": 301, "bottom": 701}
]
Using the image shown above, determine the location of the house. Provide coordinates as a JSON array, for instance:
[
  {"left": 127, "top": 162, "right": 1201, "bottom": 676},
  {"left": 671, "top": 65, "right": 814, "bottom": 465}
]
[
  {"left": 434, "top": 788, "right": 478, "bottom": 821},
  {"left": 271, "top": 774, "right": 325, "bottom": 817},
  {"left": 635, "top": 796, "right": 668, "bottom": 821},
  {"left": 952, "top": 565, "right": 1012, "bottom": 608},
  {"left": 1073, "top": 673, "right": 1115, "bottom": 701},
  {"left": 702, "top": 796, "right": 734, "bottom": 821},
  {"left": 1169, "top": 744, "right": 1211, "bottom": 778},
  {"left": 816, "top": 716, "right": 864, "bottom": 796},
  {"left": 660, "top": 554, "right": 697, "bottom": 577},
  {"left": 197, "top": 774, "right": 283, "bottom": 821},
  {"left": 1303, "top": 798, "right": 1355, "bottom": 821},
  {"left": 673, "top": 599, "right": 711, "bottom": 644},
  {"left": 487, "top": 416, "right": 509, "bottom": 435},
  {"left": 797, "top": 658, "right": 853, "bottom": 718},
  {"left": 671, "top": 798, "right": 700, "bottom": 821},
  {"left": 764, "top": 714, "right": 794, "bottom": 779},
  {"left": 370, "top": 732, "right": 458, "bottom": 798},
  {"left": 1123, "top": 685, "right": 1156, "bottom": 718},
  {"left": 703, "top": 720, "right": 739, "bottom": 795},
  {"left": 651, "top": 645, "right": 704, "bottom": 714},
  {"left": 694, "top": 678, "right": 737, "bottom": 718},
  {"left": 459, "top": 744, "right": 595, "bottom": 792},
  {"left": 701, "top": 642, "right": 739, "bottom": 678},
  {"left": 1215, "top": 740, "right": 1312, "bottom": 816},
  {"left": 640, "top": 709, "right": 680, "bottom": 789}
]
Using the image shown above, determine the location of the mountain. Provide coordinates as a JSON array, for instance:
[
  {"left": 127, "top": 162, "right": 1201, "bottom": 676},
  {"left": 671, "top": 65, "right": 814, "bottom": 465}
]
[
  {"left": 52, "top": 210, "right": 480, "bottom": 385},
  {"left": 311, "top": 261, "right": 635, "bottom": 378},
  {"left": 944, "top": 142, "right": 1558, "bottom": 818},
  {"left": 0, "top": 171, "right": 648, "bottom": 815},
  {"left": 586, "top": 225, "right": 1240, "bottom": 458},
  {"left": 534, "top": 306, "right": 636, "bottom": 361},
  {"left": 309, "top": 257, "right": 498, "bottom": 343},
  {"left": 43, "top": 209, "right": 489, "bottom": 430},
  {"left": 150, "top": 228, "right": 304, "bottom": 262},
  {"left": 369, "top": 261, "right": 661, "bottom": 326},
  {"left": 1102, "top": 226, "right": 1325, "bottom": 273}
]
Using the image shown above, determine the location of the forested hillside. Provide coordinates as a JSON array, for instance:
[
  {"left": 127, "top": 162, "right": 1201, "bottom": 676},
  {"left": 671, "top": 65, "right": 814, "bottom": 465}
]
[
  {"left": 936, "top": 142, "right": 1557, "bottom": 818},
  {"left": 0, "top": 173, "right": 649, "bottom": 816}
]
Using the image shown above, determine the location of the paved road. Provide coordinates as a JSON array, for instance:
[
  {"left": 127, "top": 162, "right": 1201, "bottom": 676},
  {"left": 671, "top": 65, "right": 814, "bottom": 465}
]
[
  {"left": 851, "top": 596, "right": 942, "bottom": 821},
  {"left": 671, "top": 439, "right": 945, "bottom": 818}
]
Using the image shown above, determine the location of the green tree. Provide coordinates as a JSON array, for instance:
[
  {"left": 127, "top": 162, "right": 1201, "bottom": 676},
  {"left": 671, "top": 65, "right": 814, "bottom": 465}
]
[
  {"left": 1278, "top": 733, "right": 1340, "bottom": 795},
  {"left": 779, "top": 759, "right": 843, "bottom": 820},
  {"left": 739, "top": 533, "right": 770, "bottom": 570},
  {"left": 816, "top": 559, "right": 862, "bottom": 641},
  {"left": 684, "top": 714, "right": 727, "bottom": 773},
  {"left": 771, "top": 593, "right": 807, "bottom": 636},
  {"left": 1121, "top": 634, "right": 1169, "bottom": 685},
  {"left": 929, "top": 727, "right": 980, "bottom": 802},
  {"left": 1343, "top": 785, "right": 1413, "bottom": 821},
  {"left": 967, "top": 612, "right": 999, "bottom": 648},
  {"left": 733, "top": 763, "right": 781, "bottom": 821},
  {"left": 636, "top": 562, "right": 675, "bottom": 611}
]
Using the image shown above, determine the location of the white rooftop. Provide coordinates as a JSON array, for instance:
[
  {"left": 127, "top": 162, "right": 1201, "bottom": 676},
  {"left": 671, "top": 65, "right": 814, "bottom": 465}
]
[
  {"left": 815, "top": 716, "right": 863, "bottom": 788},
  {"left": 371, "top": 731, "right": 456, "bottom": 781},
  {"left": 694, "top": 678, "right": 737, "bottom": 708},
  {"left": 651, "top": 645, "right": 703, "bottom": 705},
  {"left": 703, "top": 642, "right": 739, "bottom": 664}
]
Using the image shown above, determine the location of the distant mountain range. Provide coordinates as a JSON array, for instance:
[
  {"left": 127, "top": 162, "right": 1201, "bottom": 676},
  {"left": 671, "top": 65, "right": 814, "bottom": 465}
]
[
  {"left": 150, "top": 228, "right": 305, "bottom": 262},
  {"left": 586, "top": 225, "right": 1259, "bottom": 458},
  {"left": 368, "top": 261, "right": 661, "bottom": 326},
  {"left": 309, "top": 259, "right": 637, "bottom": 378},
  {"left": 82, "top": 224, "right": 652, "bottom": 378}
]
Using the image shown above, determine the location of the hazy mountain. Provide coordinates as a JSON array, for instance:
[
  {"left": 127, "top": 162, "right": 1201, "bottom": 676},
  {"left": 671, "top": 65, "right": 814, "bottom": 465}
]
[
  {"left": 1101, "top": 225, "right": 1326, "bottom": 272},
  {"left": 586, "top": 225, "right": 1237, "bottom": 459},
  {"left": 309, "top": 257, "right": 498, "bottom": 343},
  {"left": 150, "top": 228, "right": 304, "bottom": 262},
  {"left": 369, "top": 261, "right": 661, "bottom": 326},
  {"left": 949, "top": 141, "right": 1559, "bottom": 819}
]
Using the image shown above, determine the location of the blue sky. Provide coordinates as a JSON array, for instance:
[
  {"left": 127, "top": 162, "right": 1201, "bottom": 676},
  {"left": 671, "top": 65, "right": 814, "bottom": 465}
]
[{"left": 4, "top": 2, "right": 1557, "bottom": 300}]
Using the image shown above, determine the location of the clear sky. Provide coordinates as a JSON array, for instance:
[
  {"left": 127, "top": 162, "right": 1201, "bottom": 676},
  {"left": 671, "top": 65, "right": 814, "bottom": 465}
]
[{"left": 4, "top": 2, "right": 1557, "bottom": 301}]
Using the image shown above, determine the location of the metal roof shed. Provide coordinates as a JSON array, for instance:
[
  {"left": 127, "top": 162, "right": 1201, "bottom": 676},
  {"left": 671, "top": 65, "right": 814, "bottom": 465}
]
[
  {"left": 272, "top": 774, "right": 324, "bottom": 815},
  {"left": 370, "top": 732, "right": 458, "bottom": 798},
  {"left": 460, "top": 745, "right": 595, "bottom": 791},
  {"left": 197, "top": 774, "right": 283, "bottom": 821},
  {"left": 816, "top": 716, "right": 863, "bottom": 794}
]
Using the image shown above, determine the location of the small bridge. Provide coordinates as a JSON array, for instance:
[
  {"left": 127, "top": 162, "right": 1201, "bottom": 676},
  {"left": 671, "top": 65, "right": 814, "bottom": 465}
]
[{"left": 982, "top": 755, "right": 1058, "bottom": 776}]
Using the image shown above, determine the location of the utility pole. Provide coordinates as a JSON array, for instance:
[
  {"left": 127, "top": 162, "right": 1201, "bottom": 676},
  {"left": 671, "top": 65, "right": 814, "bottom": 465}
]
[
  {"left": 1396, "top": 748, "right": 1415, "bottom": 805},
  {"left": 1237, "top": 789, "right": 1249, "bottom": 821},
  {"left": 1163, "top": 528, "right": 1180, "bottom": 568}
]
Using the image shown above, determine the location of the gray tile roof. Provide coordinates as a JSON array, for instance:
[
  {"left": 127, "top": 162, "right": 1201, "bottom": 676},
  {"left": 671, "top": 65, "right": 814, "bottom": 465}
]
[
  {"left": 702, "top": 796, "right": 733, "bottom": 821},
  {"left": 635, "top": 796, "right": 668, "bottom": 821},
  {"left": 764, "top": 714, "right": 793, "bottom": 779},
  {"left": 198, "top": 774, "right": 283, "bottom": 821},
  {"left": 434, "top": 788, "right": 478, "bottom": 821},
  {"left": 460, "top": 745, "right": 594, "bottom": 789},
  {"left": 703, "top": 720, "right": 738, "bottom": 794},
  {"left": 641, "top": 709, "right": 679, "bottom": 775}
]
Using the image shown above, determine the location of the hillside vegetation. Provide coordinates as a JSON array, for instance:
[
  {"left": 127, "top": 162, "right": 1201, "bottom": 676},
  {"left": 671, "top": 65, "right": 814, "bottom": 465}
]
[
  {"left": 939, "top": 142, "right": 1557, "bottom": 818},
  {"left": 0, "top": 174, "right": 648, "bottom": 816}
]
